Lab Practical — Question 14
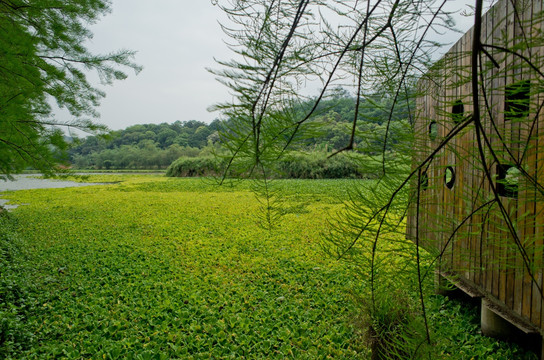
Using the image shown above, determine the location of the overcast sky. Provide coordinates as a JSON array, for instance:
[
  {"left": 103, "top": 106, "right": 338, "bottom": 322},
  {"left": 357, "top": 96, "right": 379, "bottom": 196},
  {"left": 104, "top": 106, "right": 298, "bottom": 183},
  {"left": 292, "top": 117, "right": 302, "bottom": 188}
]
[
  {"left": 78, "top": 1, "right": 231, "bottom": 130},
  {"left": 77, "top": 1, "right": 477, "bottom": 131}
]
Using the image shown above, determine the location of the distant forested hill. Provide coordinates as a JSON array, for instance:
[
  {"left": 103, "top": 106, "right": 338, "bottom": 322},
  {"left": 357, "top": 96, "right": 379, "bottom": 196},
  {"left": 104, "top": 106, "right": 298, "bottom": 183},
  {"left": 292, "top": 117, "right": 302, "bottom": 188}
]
[
  {"left": 69, "top": 120, "right": 222, "bottom": 169},
  {"left": 291, "top": 89, "right": 412, "bottom": 152},
  {"left": 69, "top": 91, "right": 411, "bottom": 170}
]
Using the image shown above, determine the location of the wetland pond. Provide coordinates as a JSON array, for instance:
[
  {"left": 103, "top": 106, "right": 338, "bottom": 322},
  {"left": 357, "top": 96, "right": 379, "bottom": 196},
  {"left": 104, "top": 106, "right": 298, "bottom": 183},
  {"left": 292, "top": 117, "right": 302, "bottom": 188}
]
[{"left": 0, "top": 174, "right": 107, "bottom": 210}]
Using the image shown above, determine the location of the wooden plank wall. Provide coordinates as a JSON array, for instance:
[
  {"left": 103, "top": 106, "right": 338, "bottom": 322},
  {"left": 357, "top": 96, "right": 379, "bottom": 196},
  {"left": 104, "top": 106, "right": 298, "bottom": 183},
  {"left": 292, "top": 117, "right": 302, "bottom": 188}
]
[{"left": 408, "top": 0, "right": 544, "bottom": 332}]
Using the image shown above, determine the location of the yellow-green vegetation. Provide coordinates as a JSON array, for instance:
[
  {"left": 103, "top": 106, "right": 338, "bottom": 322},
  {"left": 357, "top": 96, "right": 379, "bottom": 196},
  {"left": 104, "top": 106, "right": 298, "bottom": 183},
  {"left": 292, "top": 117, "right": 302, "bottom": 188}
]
[
  {"left": 0, "top": 175, "right": 537, "bottom": 359},
  {"left": 1, "top": 175, "right": 365, "bottom": 359}
]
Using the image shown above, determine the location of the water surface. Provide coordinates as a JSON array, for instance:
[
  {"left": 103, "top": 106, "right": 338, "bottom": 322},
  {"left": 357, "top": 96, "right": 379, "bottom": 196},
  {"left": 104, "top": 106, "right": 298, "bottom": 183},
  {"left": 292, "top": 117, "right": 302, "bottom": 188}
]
[
  {"left": 0, "top": 175, "right": 106, "bottom": 210},
  {"left": 0, "top": 175, "right": 102, "bottom": 191}
]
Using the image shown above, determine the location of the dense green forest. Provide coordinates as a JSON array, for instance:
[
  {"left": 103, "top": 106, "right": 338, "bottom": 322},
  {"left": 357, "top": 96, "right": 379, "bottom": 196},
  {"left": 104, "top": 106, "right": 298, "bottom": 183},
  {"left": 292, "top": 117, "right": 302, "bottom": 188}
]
[
  {"left": 69, "top": 90, "right": 410, "bottom": 172},
  {"left": 69, "top": 119, "right": 221, "bottom": 169}
]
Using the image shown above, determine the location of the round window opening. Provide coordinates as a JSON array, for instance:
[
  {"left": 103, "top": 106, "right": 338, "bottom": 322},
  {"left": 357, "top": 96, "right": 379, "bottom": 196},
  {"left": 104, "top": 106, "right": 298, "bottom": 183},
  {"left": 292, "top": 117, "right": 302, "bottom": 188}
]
[
  {"left": 429, "top": 121, "right": 438, "bottom": 141},
  {"left": 445, "top": 166, "right": 455, "bottom": 189},
  {"left": 496, "top": 164, "right": 520, "bottom": 198},
  {"left": 452, "top": 100, "right": 464, "bottom": 124}
]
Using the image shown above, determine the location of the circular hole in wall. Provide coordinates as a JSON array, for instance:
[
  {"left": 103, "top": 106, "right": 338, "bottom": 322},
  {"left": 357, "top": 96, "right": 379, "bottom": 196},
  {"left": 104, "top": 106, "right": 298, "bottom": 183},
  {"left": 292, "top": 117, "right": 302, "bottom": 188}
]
[
  {"left": 496, "top": 164, "right": 520, "bottom": 198},
  {"left": 429, "top": 121, "right": 438, "bottom": 140},
  {"left": 452, "top": 100, "right": 464, "bottom": 124},
  {"left": 445, "top": 166, "right": 455, "bottom": 189}
]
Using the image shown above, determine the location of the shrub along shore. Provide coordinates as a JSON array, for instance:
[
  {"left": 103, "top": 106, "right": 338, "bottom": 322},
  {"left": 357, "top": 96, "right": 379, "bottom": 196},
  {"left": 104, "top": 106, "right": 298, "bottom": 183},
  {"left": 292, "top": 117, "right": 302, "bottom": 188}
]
[{"left": 166, "top": 152, "right": 389, "bottom": 179}]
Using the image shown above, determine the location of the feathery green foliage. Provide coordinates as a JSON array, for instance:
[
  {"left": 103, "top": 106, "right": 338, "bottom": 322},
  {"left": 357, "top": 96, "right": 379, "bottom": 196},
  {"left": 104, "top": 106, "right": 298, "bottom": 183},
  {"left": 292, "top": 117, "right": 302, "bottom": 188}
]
[
  {"left": 0, "top": 0, "right": 141, "bottom": 178},
  {"left": 210, "top": 0, "right": 543, "bottom": 358}
]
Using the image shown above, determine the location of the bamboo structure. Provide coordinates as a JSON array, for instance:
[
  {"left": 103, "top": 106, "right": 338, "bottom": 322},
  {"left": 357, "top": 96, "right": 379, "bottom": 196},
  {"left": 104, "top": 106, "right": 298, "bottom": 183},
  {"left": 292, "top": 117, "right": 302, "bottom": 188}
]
[{"left": 407, "top": 0, "right": 544, "bottom": 350}]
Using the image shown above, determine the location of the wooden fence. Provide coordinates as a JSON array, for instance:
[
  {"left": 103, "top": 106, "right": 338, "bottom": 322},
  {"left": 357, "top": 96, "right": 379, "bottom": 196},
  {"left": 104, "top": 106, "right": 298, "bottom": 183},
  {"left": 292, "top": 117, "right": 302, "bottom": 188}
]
[{"left": 407, "top": 0, "right": 544, "bottom": 345}]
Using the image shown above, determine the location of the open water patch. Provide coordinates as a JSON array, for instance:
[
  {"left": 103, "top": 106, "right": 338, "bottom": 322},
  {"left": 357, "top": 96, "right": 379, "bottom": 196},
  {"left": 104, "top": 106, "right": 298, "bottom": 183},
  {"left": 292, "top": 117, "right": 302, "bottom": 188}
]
[
  {"left": 0, "top": 175, "right": 111, "bottom": 211},
  {"left": 0, "top": 175, "right": 110, "bottom": 191},
  {"left": 0, "top": 198, "right": 21, "bottom": 210}
]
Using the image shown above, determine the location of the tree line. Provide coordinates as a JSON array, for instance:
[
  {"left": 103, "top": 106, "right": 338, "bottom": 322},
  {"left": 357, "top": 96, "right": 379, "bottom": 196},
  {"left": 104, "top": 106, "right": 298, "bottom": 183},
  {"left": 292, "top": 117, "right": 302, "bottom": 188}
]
[
  {"left": 69, "top": 120, "right": 220, "bottom": 169},
  {"left": 69, "top": 90, "right": 409, "bottom": 171}
]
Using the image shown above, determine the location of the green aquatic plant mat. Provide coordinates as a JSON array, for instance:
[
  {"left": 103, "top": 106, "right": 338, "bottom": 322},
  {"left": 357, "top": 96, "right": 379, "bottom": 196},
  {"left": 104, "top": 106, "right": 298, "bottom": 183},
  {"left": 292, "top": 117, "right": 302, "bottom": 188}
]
[{"left": 3, "top": 176, "right": 364, "bottom": 359}]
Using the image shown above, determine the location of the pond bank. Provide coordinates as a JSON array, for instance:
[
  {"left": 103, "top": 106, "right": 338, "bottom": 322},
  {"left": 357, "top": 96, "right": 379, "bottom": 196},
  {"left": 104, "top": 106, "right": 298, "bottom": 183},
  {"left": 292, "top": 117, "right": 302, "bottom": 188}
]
[{"left": 0, "top": 175, "right": 113, "bottom": 210}]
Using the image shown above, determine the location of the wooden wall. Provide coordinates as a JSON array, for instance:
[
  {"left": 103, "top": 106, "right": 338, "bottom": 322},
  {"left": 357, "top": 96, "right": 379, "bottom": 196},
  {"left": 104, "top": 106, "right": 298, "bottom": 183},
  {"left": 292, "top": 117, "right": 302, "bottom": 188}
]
[{"left": 407, "top": 0, "right": 544, "bottom": 334}]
